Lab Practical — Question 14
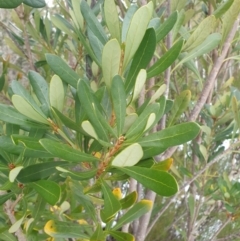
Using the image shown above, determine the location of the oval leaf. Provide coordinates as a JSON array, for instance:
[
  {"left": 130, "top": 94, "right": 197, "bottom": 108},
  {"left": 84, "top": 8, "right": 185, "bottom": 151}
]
[{"left": 111, "top": 143, "right": 143, "bottom": 167}]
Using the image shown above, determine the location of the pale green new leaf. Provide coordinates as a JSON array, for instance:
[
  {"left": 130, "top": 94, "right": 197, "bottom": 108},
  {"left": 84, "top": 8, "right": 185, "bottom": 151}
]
[
  {"left": 81, "top": 120, "right": 99, "bottom": 139},
  {"left": 111, "top": 143, "right": 143, "bottom": 167},
  {"left": 9, "top": 216, "right": 25, "bottom": 233},
  {"left": 221, "top": 0, "right": 240, "bottom": 44},
  {"left": 12, "top": 95, "right": 49, "bottom": 125},
  {"left": 123, "top": 2, "right": 153, "bottom": 69},
  {"left": 50, "top": 75, "right": 65, "bottom": 112},
  {"left": 102, "top": 39, "right": 121, "bottom": 89},
  {"left": 173, "top": 33, "right": 222, "bottom": 71},
  {"left": 9, "top": 166, "right": 23, "bottom": 183},
  {"left": 104, "top": 0, "right": 121, "bottom": 42},
  {"left": 132, "top": 69, "right": 147, "bottom": 102},
  {"left": 183, "top": 15, "right": 216, "bottom": 52}
]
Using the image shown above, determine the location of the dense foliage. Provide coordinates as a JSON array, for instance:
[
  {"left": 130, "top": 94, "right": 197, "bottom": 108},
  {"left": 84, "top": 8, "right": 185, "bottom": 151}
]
[{"left": 0, "top": 0, "right": 240, "bottom": 241}]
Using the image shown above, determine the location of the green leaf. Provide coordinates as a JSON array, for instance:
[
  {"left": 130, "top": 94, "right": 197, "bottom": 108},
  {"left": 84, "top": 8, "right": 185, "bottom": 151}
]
[
  {"left": 23, "top": 0, "right": 46, "bottom": 8},
  {"left": 221, "top": 0, "right": 240, "bottom": 44},
  {"left": 213, "top": 0, "right": 234, "bottom": 18},
  {"left": 56, "top": 166, "right": 97, "bottom": 181},
  {"left": 0, "top": 193, "right": 14, "bottom": 205},
  {"left": 104, "top": 0, "right": 121, "bottom": 42},
  {"left": 52, "top": 107, "right": 81, "bottom": 132},
  {"left": 28, "top": 71, "right": 50, "bottom": 116},
  {"left": 100, "top": 180, "right": 121, "bottom": 223},
  {"left": 232, "top": 96, "right": 240, "bottom": 131},
  {"left": 125, "top": 28, "right": 156, "bottom": 94},
  {"left": 102, "top": 39, "right": 121, "bottom": 89},
  {"left": 156, "top": 11, "right": 178, "bottom": 42},
  {"left": 167, "top": 90, "right": 191, "bottom": 126},
  {"left": 120, "top": 191, "right": 137, "bottom": 209},
  {"left": 123, "top": 2, "right": 153, "bottom": 70},
  {"left": 0, "top": 0, "right": 22, "bottom": 8},
  {"left": 90, "top": 224, "right": 106, "bottom": 241},
  {"left": 50, "top": 75, "right": 65, "bottom": 112},
  {"left": 45, "top": 54, "right": 79, "bottom": 88},
  {"left": 116, "top": 166, "right": 178, "bottom": 196},
  {"left": 31, "top": 180, "right": 60, "bottom": 205},
  {"left": 11, "top": 80, "right": 46, "bottom": 118},
  {"left": 78, "top": 79, "right": 114, "bottom": 142},
  {"left": 9, "top": 216, "right": 25, "bottom": 233},
  {"left": 121, "top": 5, "right": 138, "bottom": 42},
  {"left": 147, "top": 39, "right": 183, "bottom": 78},
  {"left": 44, "top": 220, "right": 90, "bottom": 239},
  {"left": 111, "top": 76, "right": 126, "bottom": 136},
  {"left": 17, "top": 161, "right": 69, "bottom": 183},
  {"left": 108, "top": 231, "right": 134, "bottom": 241},
  {"left": 113, "top": 199, "right": 153, "bottom": 230},
  {"left": 173, "top": 33, "right": 222, "bottom": 71},
  {"left": 80, "top": 0, "right": 107, "bottom": 45},
  {"left": 12, "top": 95, "right": 49, "bottom": 125},
  {"left": 182, "top": 15, "right": 216, "bottom": 52},
  {"left": 125, "top": 103, "right": 160, "bottom": 140},
  {"left": 40, "top": 138, "right": 98, "bottom": 162},
  {"left": 111, "top": 143, "right": 143, "bottom": 167},
  {"left": 139, "top": 122, "right": 200, "bottom": 158},
  {"left": 0, "top": 104, "right": 47, "bottom": 128}
]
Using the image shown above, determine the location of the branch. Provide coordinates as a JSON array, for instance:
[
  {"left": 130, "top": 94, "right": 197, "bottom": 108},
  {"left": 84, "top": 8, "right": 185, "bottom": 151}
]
[
  {"left": 189, "top": 16, "right": 240, "bottom": 122},
  {"left": 211, "top": 217, "right": 232, "bottom": 240}
]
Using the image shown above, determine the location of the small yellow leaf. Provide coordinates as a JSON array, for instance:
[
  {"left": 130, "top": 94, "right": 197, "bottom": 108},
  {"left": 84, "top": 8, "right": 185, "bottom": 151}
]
[{"left": 44, "top": 220, "right": 57, "bottom": 236}]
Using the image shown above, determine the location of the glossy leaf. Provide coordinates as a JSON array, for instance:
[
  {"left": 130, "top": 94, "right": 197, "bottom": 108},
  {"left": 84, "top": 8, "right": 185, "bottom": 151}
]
[
  {"left": 111, "top": 143, "right": 143, "bottom": 167},
  {"left": 117, "top": 166, "right": 178, "bottom": 196},
  {"left": 120, "top": 191, "right": 137, "bottom": 209},
  {"left": 102, "top": 39, "right": 121, "bottom": 89},
  {"left": 100, "top": 180, "right": 121, "bottom": 223},
  {"left": 125, "top": 28, "right": 156, "bottom": 94},
  {"left": 104, "top": 0, "right": 120, "bottom": 42},
  {"left": 12, "top": 95, "right": 49, "bottom": 124},
  {"left": 111, "top": 75, "right": 126, "bottom": 136},
  {"left": 50, "top": 75, "right": 65, "bottom": 112},
  {"left": 80, "top": 0, "right": 107, "bottom": 45},
  {"left": 139, "top": 122, "right": 200, "bottom": 158},
  {"left": 39, "top": 138, "right": 99, "bottom": 163},
  {"left": 45, "top": 54, "right": 79, "bottom": 88},
  {"left": 28, "top": 71, "right": 50, "bottom": 116},
  {"left": 44, "top": 220, "right": 90, "bottom": 239},
  {"left": 23, "top": 0, "right": 46, "bottom": 8},
  {"left": 183, "top": 15, "right": 216, "bottom": 52},
  {"left": 108, "top": 231, "right": 134, "bottom": 241},
  {"left": 123, "top": 2, "right": 153, "bottom": 69},
  {"left": 56, "top": 166, "right": 97, "bottom": 181},
  {"left": 17, "top": 161, "right": 69, "bottom": 183},
  {"left": 167, "top": 90, "right": 191, "bottom": 126},
  {"left": 31, "top": 180, "right": 60, "bottom": 205},
  {"left": 147, "top": 39, "right": 183, "bottom": 78},
  {"left": 113, "top": 199, "right": 153, "bottom": 230},
  {"left": 0, "top": 0, "right": 22, "bottom": 8},
  {"left": 151, "top": 158, "right": 173, "bottom": 171},
  {"left": 156, "top": 11, "right": 178, "bottom": 42}
]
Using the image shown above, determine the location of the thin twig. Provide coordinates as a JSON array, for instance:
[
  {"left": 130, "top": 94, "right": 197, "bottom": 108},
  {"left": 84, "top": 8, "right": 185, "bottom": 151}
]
[{"left": 211, "top": 217, "right": 232, "bottom": 241}]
